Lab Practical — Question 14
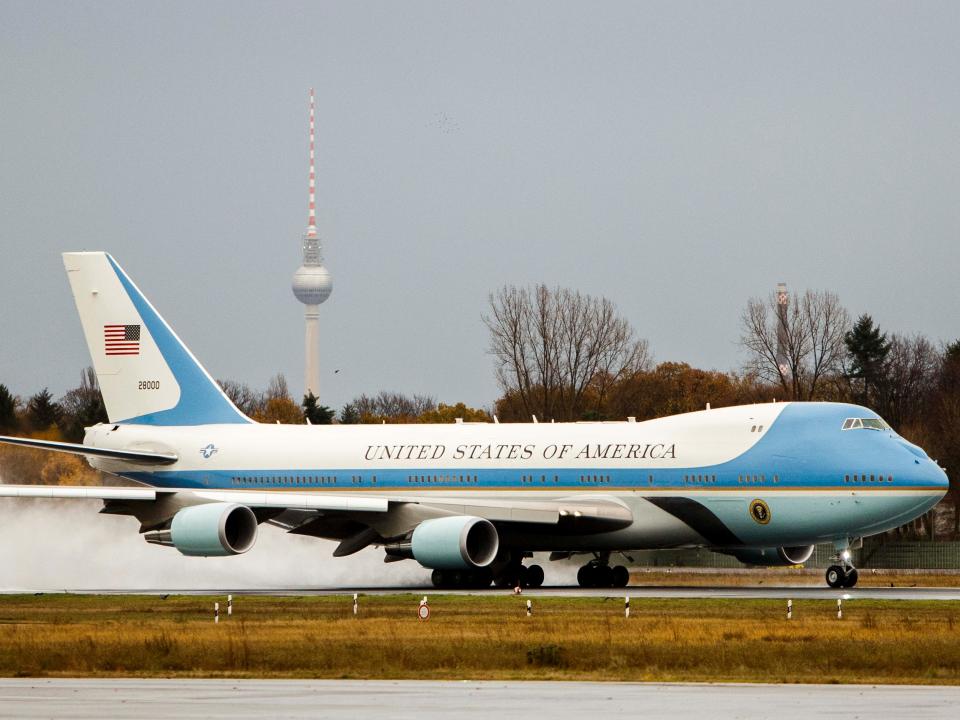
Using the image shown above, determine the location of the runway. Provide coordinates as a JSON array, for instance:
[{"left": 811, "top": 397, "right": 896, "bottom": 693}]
[
  {"left": 6, "top": 585, "right": 960, "bottom": 601},
  {"left": 0, "top": 679, "right": 957, "bottom": 719}
]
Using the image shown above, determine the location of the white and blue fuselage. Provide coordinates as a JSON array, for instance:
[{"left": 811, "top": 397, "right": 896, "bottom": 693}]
[{"left": 83, "top": 400, "right": 947, "bottom": 553}]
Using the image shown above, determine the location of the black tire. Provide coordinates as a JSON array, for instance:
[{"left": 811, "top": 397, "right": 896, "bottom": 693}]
[
  {"left": 596, "top": 564, "right": 614, "bottom": 588},
  {"left": 431, "top": 569, "right": 446, "bottom": 588},
  {"left": 825, "top": 565, "right": 845, "bottom": 589},
  {"left": 577, "top": 564, "right": 594, "bottom": 588},
  {"left": 841, "top": 568, "right": 859, "bottom": 588},
  {"left": 526, "top": 564, "right": 545, "bottom": 588},
  {"left": 516, "top": 565, "right": 529, "bottom": 588},
  {"left": 493, "top": 573, "right": 513, "bottom": 589},
  {"left": 612, "top": 565, "right": 629, "bottom": 588}
]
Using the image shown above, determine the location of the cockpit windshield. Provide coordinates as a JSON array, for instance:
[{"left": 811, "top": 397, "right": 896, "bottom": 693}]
[{"left": 842, "top": 417, "right": 891, "bottom": 431}]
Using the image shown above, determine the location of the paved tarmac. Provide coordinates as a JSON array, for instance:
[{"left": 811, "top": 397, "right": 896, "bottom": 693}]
[
  {"left": 5, "top": 584, "right": 960, "bottom": 600},
  {"left": 0, "top": 679, "right": 957, "bottom": 719}
]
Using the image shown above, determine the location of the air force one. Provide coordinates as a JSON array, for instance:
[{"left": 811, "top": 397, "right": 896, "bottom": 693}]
[{"left": 0, "top": 253, "right": 949, "bottom": 589}]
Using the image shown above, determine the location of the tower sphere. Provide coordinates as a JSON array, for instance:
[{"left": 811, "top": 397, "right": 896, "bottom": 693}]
[{"left": 292, "top": 264, "right": 333, "bottom": 305}]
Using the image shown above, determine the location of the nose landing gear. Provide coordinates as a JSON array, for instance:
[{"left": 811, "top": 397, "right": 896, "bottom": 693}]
[{"left": 825, "top": 542, "right": 859, "bottom": 588}]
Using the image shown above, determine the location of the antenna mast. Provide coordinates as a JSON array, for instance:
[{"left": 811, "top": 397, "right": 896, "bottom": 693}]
[{"left": 307, "top": 88, "right": 317, "bottom": 239}]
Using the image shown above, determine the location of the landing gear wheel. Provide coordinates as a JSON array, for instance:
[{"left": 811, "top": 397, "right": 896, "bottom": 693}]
[
  {"left": 595, "top": 564, "right": 614, "bottom": 588},
  {"left": 577, "top": 564, "right": 595, "bottom": 588},
  {"left": 611, "top": 565, "right": 629, "bottom": 588},
  {"left": 825, "top": 565, "right": 845, "bottom": 589},
  {"left": 526, "top": 564, "right": 544, "bottom": 588},
  {"left": 841, "top": 568, "right": 859, "bottom": 588}
]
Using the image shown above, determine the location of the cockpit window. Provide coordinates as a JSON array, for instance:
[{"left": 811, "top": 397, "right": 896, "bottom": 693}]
[{"left": 842, "top": 417, "right": 891, "bottom": 431}]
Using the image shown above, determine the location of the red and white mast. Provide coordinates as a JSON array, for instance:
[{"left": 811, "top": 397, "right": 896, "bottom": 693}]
[{"left": 307, "top": 88, "right": 317, "bottom": 239}]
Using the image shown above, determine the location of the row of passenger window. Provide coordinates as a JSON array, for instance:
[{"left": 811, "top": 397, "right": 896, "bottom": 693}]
[
  {"left": 521, "top": 475, "right": 561, "bottom": 484},
  {"left": 579, "top": 475, "right": 612, "bottom": 484},
  {"left": 231, "top": 475, "right": 338, "bottom": 486},
  {"left": 407, "top": 475, "right": 479, "bottom": 484},
  {"left": 845, "top": 474, "right": 893, "bottom": 483},
  {"left": 685, "top": 474, "right": 717, "bottom": 484},
  {"left": 737, "top": 474, "right": 779, "bottom": 484}
]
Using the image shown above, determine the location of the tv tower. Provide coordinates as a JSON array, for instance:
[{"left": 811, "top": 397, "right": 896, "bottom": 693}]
[
  {"left": 776, "top": 282, "right": 789, "bottom": 377},
  {"left": 291, "top": 89, "right": 333, "bottom": 399}
]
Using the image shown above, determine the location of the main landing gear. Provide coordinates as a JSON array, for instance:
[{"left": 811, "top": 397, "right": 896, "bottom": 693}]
[
  {"left": 493, "top": 561, "right": 544, "bottom": 589},
  {"left": 577, "top": 553, "right": 629, "bottom": 588},
  {"left": 825, "top": 542, "right": 859, "bottom": 588}
]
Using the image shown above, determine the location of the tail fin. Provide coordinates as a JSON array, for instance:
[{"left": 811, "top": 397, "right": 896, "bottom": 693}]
[{"left": 63, "top": 252, "right": 251, "bottom": 426}]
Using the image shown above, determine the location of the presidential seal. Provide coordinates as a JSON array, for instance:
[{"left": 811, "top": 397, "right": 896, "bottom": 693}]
[{"left": 749, "top": 499, "right": 771, "bottom": 525}]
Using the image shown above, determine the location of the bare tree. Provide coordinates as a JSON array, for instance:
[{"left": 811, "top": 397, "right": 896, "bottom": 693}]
[
  {"left": 265, "top": 373, "right": 291, "bottom": 401},
  {"left": 344, "top": 391, "right": 437, "bottom": 422},
  {"left": 881, "top": 334, "right": 940, "bottom": 428},
  {"left": 485, "top": 285, "right": 650, "bottom": 420},
  {"left": 740, "top": 289, "right": 849, "bottom": 401},
  {"left": 217, "top": 379, "right": 265, "bottom": 417}
]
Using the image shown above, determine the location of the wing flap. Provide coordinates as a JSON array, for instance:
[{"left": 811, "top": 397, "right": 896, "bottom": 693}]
[
  {"left": 192, "top": 490, "right": 389, "bottom": 513},
  {"left": 398, "top": 495, "right": 634, "bottom": 528}
]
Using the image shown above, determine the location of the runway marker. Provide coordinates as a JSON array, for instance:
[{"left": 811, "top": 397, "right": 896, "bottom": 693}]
[
  {"left": 418, "top": 596, "right": 430, "bottom": 621},
  {"left": 214, "top": 602, "right": 219, "bottom": 624},
  {"left": 526, "top": 599, "right": 532, "bottom": 617},
  {"left": 837, "top": 598, "right": 843, "bottom": 620},
  {"left": 625, "top": 596, "right": 630, "bottom": 619},
  {"left": 787, "top": 599, "right": 792, "bottom": 620},
  {"left": 353, "top": 593, "right": 358, "bottom": 616},
  {"left": 227, "top": 595, "right": 232, "bottom": 617}
]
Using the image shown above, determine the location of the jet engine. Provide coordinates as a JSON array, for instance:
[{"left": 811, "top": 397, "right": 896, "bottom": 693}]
[
  {"left": 386, "top": 515, "right": 499, "bottom": 569},
  {"left": 727, "top": 545, "right": 815, "bottom": 567},
  {"left": 145, "top": 502, "right": 258, "bottom": 557}
]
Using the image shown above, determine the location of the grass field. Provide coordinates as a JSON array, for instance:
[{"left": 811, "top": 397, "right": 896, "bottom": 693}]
[{"left": 1, "top": 593, "right": 959, "bottom": 683}]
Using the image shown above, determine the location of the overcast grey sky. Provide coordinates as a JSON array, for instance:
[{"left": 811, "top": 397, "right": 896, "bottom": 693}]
[{"left": 1, "top": 1, "right": 958, "bottom": 411}]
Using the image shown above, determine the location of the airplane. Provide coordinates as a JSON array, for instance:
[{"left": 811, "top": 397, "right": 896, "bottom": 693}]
[{"left": 0, "top": 252, "right": 949, "bottom": 589}]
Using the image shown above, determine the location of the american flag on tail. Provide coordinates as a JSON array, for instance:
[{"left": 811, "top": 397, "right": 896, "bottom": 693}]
[{"left": 104, "top": 324, "right": 141, "bottom": 356}]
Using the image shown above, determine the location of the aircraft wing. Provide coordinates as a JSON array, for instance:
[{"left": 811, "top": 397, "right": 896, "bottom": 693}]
[
  {"left": 0, "top": 484, "right": 631, "bottom": 528},
  {"left": 0, "top": 484, "right": 387, "bottom": 513}
]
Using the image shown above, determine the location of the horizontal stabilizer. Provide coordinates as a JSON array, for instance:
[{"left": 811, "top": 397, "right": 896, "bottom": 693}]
[{"left": 0, "top": 435, "right": 178, "bottom": 465}]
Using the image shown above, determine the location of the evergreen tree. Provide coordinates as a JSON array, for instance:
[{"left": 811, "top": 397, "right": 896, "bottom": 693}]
[
  {"left": 302, "top": 392, "right": 335, "bottom": 424},
  {"left": 339, "top": 402, "right": 360, "bottom": 424},
  {"left": 844, "top": 314, "right": 890, "bottom": 407},
  {"left": 26, "top": 388, "right": 62, "bottom": 432},
  {"left": 0, "top": 384, "right": 18, "bottom": 432}
]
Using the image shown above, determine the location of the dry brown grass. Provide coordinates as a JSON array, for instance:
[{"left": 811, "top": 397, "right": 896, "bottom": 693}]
[{"left": 1, "top": 594, "right": 959, "bottom": 683}]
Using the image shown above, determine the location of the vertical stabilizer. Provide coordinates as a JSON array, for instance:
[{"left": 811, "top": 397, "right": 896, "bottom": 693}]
[{"left": 63, "top": 252, "right": 251, "bottom": 426}]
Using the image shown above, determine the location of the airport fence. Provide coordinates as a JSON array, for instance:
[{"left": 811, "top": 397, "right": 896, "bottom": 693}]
[{"left": 626, "top": 541, "right": 960, "bottom": 570}]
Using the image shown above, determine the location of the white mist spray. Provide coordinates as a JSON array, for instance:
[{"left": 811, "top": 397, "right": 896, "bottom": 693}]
[{"left": 0, "top": 498, "right": 430, "bottom": 591}]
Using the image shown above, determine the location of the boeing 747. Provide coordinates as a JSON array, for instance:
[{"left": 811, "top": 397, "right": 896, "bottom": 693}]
[{"left": 0, "top": 253, "right": 948, "bottom": 588}]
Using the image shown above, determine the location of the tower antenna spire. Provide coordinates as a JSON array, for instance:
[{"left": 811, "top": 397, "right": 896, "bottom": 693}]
[{"left": 307, "top": 88, "right": 317, "bottom": 238}]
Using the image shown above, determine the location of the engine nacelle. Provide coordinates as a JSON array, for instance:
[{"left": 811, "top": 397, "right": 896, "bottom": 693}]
[
  {"left": 154, "top": 502, "right": 258, "bottom": 557},
  {"left": 405, "top": 516, "right": 499, "bottom": 570},
  {"left": 728, "top": 545, "right": 815, "bottom": 567}
]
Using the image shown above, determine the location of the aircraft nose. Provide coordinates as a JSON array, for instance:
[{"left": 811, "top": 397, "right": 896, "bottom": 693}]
[{"left": 931, "top": 461, "right": 950, "bottom": 493}]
